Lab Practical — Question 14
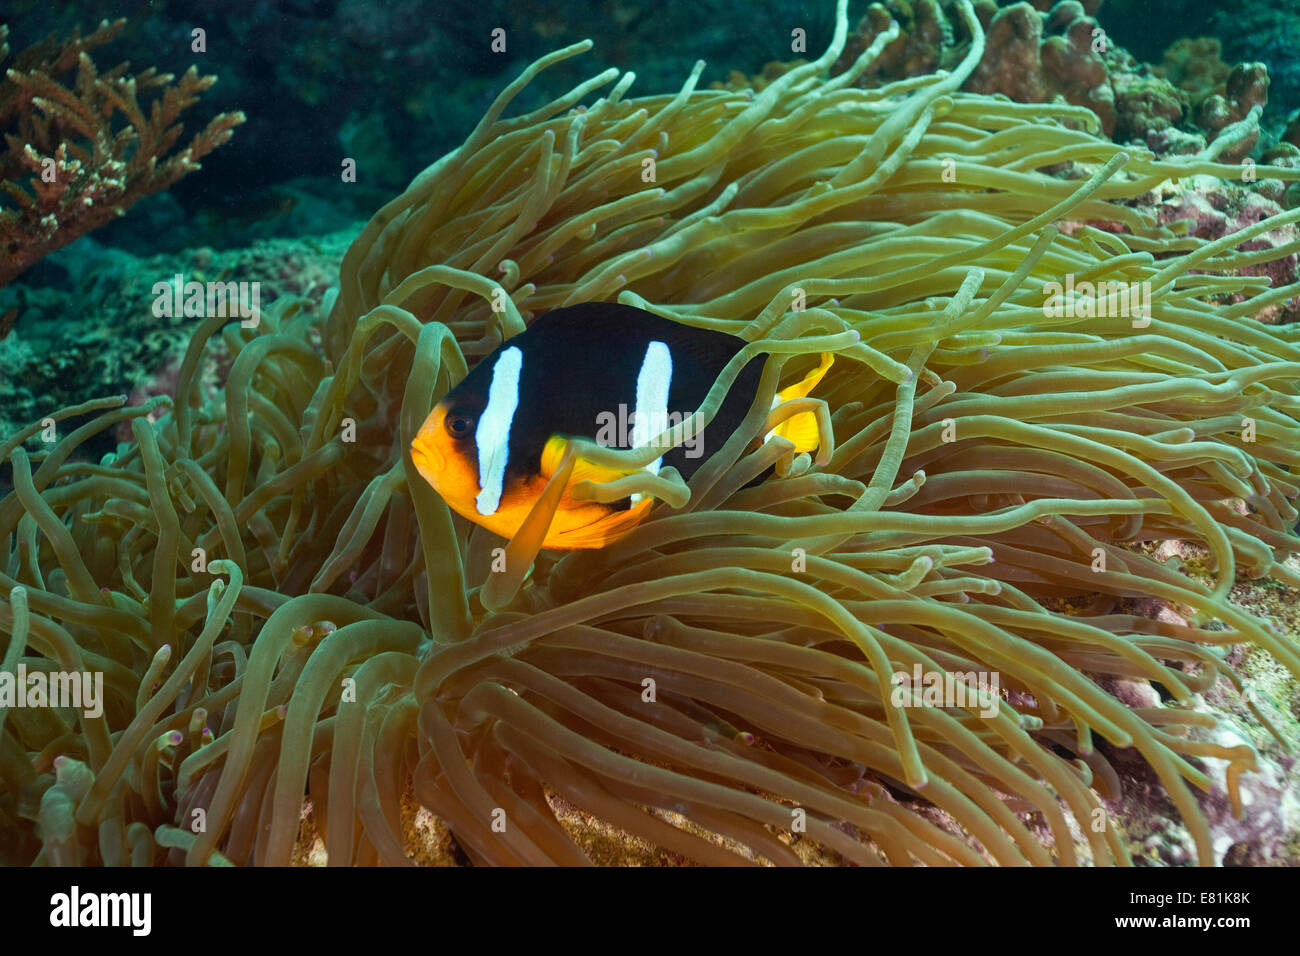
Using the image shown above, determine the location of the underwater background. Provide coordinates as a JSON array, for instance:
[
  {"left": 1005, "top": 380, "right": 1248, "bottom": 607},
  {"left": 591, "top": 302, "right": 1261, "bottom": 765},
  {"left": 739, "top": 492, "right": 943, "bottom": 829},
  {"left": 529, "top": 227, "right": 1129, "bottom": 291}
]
[
  {"left": 5, "top": 0, "right": 1300, "bottom": 460},
  {"left": 2, "top": 0, "right": 1299, "bottom": 867},
  {"left": 5, "top": 0, "right": 1300, "bottom": 455}
]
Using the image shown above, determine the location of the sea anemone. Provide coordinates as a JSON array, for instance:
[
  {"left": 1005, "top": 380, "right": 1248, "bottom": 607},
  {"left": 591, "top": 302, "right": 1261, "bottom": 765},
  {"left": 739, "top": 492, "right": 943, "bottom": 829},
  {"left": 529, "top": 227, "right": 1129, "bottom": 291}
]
[{"left": 2, "top": 0, "right": 1299, "bottom": 866}]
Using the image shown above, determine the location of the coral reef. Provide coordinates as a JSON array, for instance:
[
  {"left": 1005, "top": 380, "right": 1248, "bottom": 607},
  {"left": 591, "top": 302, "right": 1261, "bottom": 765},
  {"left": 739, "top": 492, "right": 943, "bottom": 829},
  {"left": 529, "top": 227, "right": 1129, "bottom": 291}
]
[
  {"left": 833, "top": 0, "right": 1278, "bottom": 161},
  {"left": 1100, "top": 551, "right": 1300, "bottom": 866},
  {"left": 1205, "top": 1, "right": 1300, "bottom": 135},
  {"left": 1147, "top": 180, "right": 1299, "bottom": 323},
  {"left": 0, "top": 231, "right": 352, "bottom": 468},
  {"left": 1153, "top": 39, "right": 1269, "bottom": 159},
  {"left": 0, "top": 18, "right": 244, "bottom": 287}
]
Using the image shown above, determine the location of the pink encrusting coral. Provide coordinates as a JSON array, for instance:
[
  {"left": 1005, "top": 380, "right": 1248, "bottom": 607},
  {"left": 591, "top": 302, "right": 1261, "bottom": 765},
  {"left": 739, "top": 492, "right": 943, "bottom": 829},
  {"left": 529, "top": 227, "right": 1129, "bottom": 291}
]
[{"left": 1150, "top": 180, "right": 1300, "bottom": 322}]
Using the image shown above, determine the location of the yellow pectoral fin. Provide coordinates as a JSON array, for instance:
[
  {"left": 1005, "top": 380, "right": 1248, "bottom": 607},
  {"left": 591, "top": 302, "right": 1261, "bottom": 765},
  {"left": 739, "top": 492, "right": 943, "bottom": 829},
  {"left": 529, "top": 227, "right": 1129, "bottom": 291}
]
[
  {"left": 769, "top": 352, "right": 834, "bottom": 453},
  {"left": 535, "top": 435, "right": 658, "bottom": 549},
  {"left": 541, "top": 434, "right": 639, "bottom": 485}
]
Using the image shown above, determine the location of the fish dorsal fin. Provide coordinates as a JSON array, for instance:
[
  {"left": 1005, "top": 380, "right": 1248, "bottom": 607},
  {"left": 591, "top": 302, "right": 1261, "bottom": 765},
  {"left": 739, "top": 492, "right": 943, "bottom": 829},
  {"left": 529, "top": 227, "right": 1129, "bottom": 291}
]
[{"left": 533, "top": 302, "right": 744, "bottom": 377}]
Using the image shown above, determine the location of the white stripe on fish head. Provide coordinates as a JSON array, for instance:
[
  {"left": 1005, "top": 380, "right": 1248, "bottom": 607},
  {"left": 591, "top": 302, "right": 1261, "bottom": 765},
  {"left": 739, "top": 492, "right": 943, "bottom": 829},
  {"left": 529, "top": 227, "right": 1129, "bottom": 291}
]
[
  {"left": 474, "top": 346, "right": 523, "bottom": 515},
  {"left": 630, "top": 340, "right": 672, "bottom": 504}
]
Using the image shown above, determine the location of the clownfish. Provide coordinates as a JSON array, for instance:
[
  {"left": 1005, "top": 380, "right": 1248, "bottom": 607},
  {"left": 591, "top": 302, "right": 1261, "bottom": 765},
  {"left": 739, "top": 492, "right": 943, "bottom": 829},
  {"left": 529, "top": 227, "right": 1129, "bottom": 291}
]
[{"left": 411, "top": 302, "right": 831, "bottom": 550}]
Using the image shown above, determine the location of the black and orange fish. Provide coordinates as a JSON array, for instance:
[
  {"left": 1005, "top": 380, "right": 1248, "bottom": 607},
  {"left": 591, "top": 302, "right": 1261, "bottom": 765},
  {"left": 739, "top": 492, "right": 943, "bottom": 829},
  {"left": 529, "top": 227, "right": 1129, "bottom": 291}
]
[{"left": 411, "top": 302, "right": 830, "bottom": 549}]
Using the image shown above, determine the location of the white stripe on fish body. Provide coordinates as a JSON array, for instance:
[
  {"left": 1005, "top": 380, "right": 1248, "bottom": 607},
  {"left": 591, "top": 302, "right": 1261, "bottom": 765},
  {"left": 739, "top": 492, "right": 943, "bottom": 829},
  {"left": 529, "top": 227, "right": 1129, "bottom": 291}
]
[
  {"left": 475, "top": 346, "right": 523, "bottom": 515},
  {"left": 763, "top": 392, "right": 781, "bottom": 444},
  {"left": 629, "top": 340, "right": 671, "bottom": 504}
]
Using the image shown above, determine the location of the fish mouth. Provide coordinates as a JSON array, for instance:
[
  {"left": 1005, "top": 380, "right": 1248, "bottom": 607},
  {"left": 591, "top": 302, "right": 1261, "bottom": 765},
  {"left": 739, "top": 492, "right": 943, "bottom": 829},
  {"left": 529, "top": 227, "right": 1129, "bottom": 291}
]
[{"left": 410, "top": 435, "right": 446, "bottom": 488}]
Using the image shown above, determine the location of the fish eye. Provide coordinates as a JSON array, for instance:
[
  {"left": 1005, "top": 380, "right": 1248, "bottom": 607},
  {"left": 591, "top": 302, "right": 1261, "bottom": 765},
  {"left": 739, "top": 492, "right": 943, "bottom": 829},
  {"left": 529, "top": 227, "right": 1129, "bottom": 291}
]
[{"left": 444, "top": 412, "right": 475, "bottom": 440}]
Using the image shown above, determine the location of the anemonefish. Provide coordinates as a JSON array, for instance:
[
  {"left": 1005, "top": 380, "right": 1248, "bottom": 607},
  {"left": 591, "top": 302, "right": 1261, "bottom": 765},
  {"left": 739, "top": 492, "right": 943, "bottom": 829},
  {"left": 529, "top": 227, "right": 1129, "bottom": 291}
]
[{"left": 411, "top": 302, "right": 831, "bottom": 550}]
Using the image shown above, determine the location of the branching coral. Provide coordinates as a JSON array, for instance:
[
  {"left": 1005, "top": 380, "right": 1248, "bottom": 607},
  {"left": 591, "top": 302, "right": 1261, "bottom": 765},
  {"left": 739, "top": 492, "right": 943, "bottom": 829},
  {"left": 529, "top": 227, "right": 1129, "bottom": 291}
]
[
  {"left": 3, "top": 0, "right": 1300, "bottom": 866},
  {"left": 0, "top": 18, "right": 245, "bottom": 287}
]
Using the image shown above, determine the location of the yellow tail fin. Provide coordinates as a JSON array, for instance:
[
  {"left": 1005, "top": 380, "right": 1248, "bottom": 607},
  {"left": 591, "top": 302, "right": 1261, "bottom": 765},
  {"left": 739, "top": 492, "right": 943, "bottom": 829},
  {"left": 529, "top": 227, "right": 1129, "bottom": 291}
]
[{"left": 767, "top": 352, "right": 833, "bottom": 453}]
